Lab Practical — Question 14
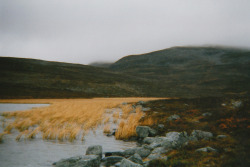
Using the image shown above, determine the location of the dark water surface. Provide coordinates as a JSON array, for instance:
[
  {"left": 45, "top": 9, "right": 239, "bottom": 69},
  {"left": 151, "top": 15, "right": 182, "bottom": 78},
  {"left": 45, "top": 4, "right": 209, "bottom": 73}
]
[{"left": 0, "top": 104, "right": 136, "bottom": 167}]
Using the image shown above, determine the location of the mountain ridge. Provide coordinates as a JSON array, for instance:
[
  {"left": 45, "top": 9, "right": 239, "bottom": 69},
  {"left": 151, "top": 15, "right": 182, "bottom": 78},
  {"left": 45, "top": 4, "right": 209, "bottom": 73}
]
[{"left": 1, "top": 46, "right": 249, "bottom": 98}]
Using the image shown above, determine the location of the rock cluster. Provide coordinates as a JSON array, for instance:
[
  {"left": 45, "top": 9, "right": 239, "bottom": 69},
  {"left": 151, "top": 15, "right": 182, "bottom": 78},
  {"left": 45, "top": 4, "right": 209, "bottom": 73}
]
[{"left": 53, "top": 126, "right": 216, "bottom": 167}]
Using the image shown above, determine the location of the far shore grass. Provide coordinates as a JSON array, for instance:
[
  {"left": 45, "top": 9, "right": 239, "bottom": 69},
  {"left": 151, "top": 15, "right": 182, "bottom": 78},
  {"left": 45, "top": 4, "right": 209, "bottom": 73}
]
[{"left": 0, "top": 97, "right": 164, "bottom": 142}]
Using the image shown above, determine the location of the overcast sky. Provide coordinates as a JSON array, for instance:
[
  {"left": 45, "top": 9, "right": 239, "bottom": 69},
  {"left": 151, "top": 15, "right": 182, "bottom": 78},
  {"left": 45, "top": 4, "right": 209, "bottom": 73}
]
[{"left": 1, "top": 0, "right": 250, "bottom": 64}]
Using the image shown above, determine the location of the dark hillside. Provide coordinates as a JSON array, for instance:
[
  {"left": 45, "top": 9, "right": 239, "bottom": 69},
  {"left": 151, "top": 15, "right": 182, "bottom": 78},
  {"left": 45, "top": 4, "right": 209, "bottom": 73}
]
[
  {"left": 0, "top": 46, "right": 249, "bottom": 98},
  {"left": 110, "top": 47, "right": 250, "bottom": 97},
  {"left": 0, "top": 57, "right": 149, "bottom": 98}
]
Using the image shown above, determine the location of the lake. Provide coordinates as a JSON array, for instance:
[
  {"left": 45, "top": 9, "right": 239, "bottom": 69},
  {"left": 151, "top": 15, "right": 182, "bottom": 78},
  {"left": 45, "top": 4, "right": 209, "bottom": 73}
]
[{"left": 0, "top": 103, "right": 137, "bottom": 167}]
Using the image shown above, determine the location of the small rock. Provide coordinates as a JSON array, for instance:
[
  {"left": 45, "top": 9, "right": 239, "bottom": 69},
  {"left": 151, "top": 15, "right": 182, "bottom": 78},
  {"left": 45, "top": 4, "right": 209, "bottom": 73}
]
[
  {"left": 142, "top": 107, "right": 151, "bottom": 112},
  {"left": 147, "top": 153, "right": 162, "bottom": 160},
  {"left": 162, "top": 131, "right": 189, "bottom": 149},
  {"left": 105, "top": 151, "right": 125, "bottom": 157},
  {"left": 86, "top": 145, "right": 103, "bottom": 159},
  {"left": 217, "top": 135, "right": 227, "bottom": 139},
  {"left": 231, "top": 100, "right": 243, "bottom": 109},
  {"left": 115, "top": 162, "right": 121, "bottom": 167},
  {"left": 151, "top": 147, "right": 169, "bottom": 154},
  {"left": 76, "top": 155, "right": 101, "bottom": 167},
  {"left": 53, "top": 155, "right": 100, "bottom": 167},
  {"left": 167, "top": 114, "right": 180, "bottom": 121},
  {"left": 123, "top": 148, "right": 137, "bottom": 157},
  {"left": 148, "top": 142, "right": 162, "bottom": 149},
  {"left": 122, "top": 102, "right": 128, "bottom": 105},
  {"left": 158, "top": 124, "right": 165, "bottom": 129},
  {"left": 191, "top": 130, "right": 213, "bottom": 140},
  {"left": 147, "top": 153, "right": 168, "bottom": 161},
  {"left": 195, "top": 147, "right": 217, "bottom": 153},
  {"left": 136, "top": 126, "right": 157, "bottom": 138},
  {"left": 135, "top": 147, "right": 151, "bottom": 158},
  {"left": 143, "top": 137, "right": 165, "bottom": 145},
  {"left": 128, "top": 153, "right": 143, "bottom": 165},
  {"left": 123, "top": 147, "right": 151, "bottom": 158},
  {"left": 120, "top": 159, "right": 143, "bottom": 167},
  {"left": 137, "top": 101, "right": 146, "bottom": 105},
  {"left": 143, "top": 161, "right": 150, "bottom": 167},
  {"left": 202, "top": 112, "right": 212, "bottom": 117},
  {"left": 101, "top": 156, "right": 124, "bottom": 166},
  {"left": 53, "top": 156, "right": 82, "bottom": 167}
]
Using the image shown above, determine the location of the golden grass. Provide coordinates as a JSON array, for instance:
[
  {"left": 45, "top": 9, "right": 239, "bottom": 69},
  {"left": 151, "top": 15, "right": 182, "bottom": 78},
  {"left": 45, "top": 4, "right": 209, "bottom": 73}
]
[
  {"left": 0, "top": 98, "right": 161, "bottom": 142},
  {"left": 103, "top": 124, "right": 111, "bottom": 133},
  {"left": 120, "top": 104, "right": 134, "bottom": 119},
  {"left": 115, "top": 107, "right": 144, "bottom": 139},
  {"left": 103, "top": 116, "right": 111, "bottom": 124},
  {"left": 140, "top": 117, "right": 156, "bottom": 126}
]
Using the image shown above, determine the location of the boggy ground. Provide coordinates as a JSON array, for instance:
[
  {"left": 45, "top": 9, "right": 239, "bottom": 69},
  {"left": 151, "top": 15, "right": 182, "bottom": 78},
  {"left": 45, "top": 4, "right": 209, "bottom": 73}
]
[
  {"left": 0, "top": 98, "right": 161, "bottom": 142},
  {"left": 138, "top": 95, "right": 250, "bottom": 167}
]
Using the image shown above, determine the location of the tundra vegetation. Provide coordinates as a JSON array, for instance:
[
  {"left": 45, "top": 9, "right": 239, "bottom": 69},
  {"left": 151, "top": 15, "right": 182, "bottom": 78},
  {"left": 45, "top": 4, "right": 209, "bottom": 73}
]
[
  {"left": 139, "top": 95, "right": 249, "bottom": 167},
  {"left": 0, "top": 98, "right": 160, "bottom": 142}
]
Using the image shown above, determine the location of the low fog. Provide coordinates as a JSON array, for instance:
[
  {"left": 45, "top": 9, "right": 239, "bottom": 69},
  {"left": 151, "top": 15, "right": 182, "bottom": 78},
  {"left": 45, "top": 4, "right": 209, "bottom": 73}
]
[{"left": 1, "top": 0, "right": 250, "bottom": 64}]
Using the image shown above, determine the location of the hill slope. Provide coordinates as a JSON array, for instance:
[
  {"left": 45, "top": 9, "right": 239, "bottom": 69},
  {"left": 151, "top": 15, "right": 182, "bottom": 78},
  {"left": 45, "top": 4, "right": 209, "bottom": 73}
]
[
  {"left": 110, "top": 47, "right": 250, "bottom": 97},
  {"left": 0, "top": 57, "right": 149, "bottom": 98},
  {"left": 1, "top": 46, "right": 249, "bottom": 98}
]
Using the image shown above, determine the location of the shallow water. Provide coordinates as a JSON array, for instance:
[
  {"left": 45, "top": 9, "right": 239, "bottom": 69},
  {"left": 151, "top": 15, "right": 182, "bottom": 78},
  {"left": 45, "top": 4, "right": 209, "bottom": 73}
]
[
  {"left": 0, "top": 104, "right": 137, "bottom": 167},
  {"left": 0, "top": 103, "right": 50, "bottom": 112}
]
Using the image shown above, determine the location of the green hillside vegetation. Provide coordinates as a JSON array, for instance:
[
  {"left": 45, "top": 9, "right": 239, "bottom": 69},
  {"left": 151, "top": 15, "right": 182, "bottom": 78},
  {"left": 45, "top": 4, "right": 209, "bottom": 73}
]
[
  {"left": 0, "top": 57, "right": 148, "bottom": 98},
  {"left": 0, "top": 46, "right": 249, "bottom": 98},
  {"left": 110, "top": 46, "right": 250, "bottom": 97}
]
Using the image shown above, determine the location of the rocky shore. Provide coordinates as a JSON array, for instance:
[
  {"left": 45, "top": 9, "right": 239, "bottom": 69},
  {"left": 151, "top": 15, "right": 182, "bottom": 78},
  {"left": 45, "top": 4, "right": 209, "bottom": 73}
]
[{"left": 53, "top": 125, "right": 220, "bottom": 167}]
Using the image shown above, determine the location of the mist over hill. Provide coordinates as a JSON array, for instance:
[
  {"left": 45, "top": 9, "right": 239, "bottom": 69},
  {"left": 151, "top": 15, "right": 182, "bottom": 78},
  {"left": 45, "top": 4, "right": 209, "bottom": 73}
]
[{"left": 1, "top": 46, "right": 249, "bottom": 98}]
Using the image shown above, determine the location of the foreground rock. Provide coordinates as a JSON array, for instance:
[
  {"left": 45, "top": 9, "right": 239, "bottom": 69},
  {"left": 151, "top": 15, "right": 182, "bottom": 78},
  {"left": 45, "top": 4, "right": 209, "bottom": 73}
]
[
  {"left": 101, "top": 156, "right": 124, "bottom": 166},
  {"left": 123, "top": 146, "right": 151, "bottom": 158},
  {"left": 86, "top": 145, "right": 103, "bottom": 159},
  {"left": 128, "top": 153, "right": 143, "bottom": 165},
  {"left": 162, "top": 132, "right": 189, "bottom": 149},
  {"left": 196, "top": 147, "right": 217, "bottom": 153},
  {"left": 136, "top": 126, "right": 157, "bottom": 138},
  {"left": 120, "top": 159, "right": 143, "bottom": 167},
  {"left": 167, "top": 114, "right": 180, "bottom": 121},
  {"left": 191, "top": 130, "right": 213, "bottom": 140},
  {"left": 53, "top": 155, "right": 100, "bottom": 167},
  {"left": 143, "top": 131, "right": 189, "bottom": 150}
]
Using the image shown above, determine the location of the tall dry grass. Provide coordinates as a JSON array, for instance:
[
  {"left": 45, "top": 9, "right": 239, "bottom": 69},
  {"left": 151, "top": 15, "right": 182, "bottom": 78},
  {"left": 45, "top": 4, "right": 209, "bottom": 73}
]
[
  {"left": 0, "top": 98, "right": 160, "bottom": 142},
  {"left": 103, "top": 124, "right": 111, "bottom": 133},
  {"left": 115, "top": 106, "right": 144, "bottom": 139}
]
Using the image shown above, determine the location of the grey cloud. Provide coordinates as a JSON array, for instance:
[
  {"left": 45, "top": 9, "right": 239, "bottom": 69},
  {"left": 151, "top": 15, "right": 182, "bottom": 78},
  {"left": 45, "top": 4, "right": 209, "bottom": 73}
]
[{"left": 1, "top": 0, "right": 250, "bottom": 64}]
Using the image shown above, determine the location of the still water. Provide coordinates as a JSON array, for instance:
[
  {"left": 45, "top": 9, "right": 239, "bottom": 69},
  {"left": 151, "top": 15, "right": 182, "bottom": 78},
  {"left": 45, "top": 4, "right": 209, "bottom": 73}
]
[{"left": 0, "top": 103, "right": 136, "bottom": 167}]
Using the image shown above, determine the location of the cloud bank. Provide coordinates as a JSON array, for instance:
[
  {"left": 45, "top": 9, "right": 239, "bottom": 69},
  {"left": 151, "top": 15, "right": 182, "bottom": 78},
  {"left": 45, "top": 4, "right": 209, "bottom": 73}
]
[{"left": 1, "top": 0, "right": 250, "bottom": 64}]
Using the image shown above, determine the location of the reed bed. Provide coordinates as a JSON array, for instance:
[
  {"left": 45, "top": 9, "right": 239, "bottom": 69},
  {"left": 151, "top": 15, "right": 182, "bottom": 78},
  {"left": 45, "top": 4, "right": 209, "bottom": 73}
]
[
  {"left": 115, "top": 105, "right": 144, "bottom": 139},
  {"left": 103, "top": 124, "right": 111, "bottom": 133},
  {"left": 0, "top": 98, "right": 160, "bottom": 142}
]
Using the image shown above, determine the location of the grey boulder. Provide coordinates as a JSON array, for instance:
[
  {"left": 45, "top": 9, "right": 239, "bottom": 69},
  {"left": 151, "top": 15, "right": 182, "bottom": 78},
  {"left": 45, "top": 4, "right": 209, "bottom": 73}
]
[
  {"left": 101, "top": 156, "right": 124, "bottom": 166},
  {"left": 86, "top": 145, "right": 103, "bottom": 159},
  {"left": 120, "top": 159, "right": 143, "bottom": 167},
  {"left": 167, "top": 114, "right": 180, "bottom": 121},
  {"left": 161, "top": 131, "right": 189, "bottom": 149},
  {"left": 128, "top": 153, "right": 143, "bottom": 165},
  {"left": 217, "top": 135, "right": 227, "bottom": 139},
  {"left": 191, "top": 130, "right": 213, "bottom": 140},
  {"left": 123, "top": 147, "right": 151, "bottom": 158},
  {"left": 195, "top": 147, "right": 217, "bottom": 153},
  {"left": 53, "top": 155, "right": 100, "bottom": 167},
  {"left": 136, "top": 126, "right": 157, "bottom": 138}
]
